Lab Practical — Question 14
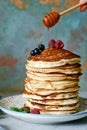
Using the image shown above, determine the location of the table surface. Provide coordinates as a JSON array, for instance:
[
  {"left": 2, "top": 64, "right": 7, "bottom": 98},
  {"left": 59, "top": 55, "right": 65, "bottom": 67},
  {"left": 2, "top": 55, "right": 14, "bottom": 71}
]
[{"left": 0, "top": 91, "right": 87, "bottom": 130}]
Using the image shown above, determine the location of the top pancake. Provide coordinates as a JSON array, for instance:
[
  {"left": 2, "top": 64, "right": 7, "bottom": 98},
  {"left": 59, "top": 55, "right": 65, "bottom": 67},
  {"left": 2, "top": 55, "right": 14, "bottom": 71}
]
[{"left": 27, "top": 48, "right": 80, "bottom": 68}]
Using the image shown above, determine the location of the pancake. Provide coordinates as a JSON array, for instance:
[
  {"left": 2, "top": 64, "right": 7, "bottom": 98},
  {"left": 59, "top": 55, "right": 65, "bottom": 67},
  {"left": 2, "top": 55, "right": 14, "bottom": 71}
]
[
  {"left": 28, "top": 97, "right": 79, "bottom": 105},
  {"left": 23, "top": 47, "right": 81, "bottom": 114},
  {"left": 27, "top": 48, "right": 81, "bottom": 68},
  {"left": 25, "top": 100, "right": 79, "bottom": 111},
  {"left": 23, "top": 90, "right": 78, "bottom": 100},
  {"left": 25, "top": 80, "right": 79, "bottom": 90},
  {"left": 25, "top": 84, "right": 80, "bottom": 95},
  {"left": 26, "top": 63, "right": 81, "bottom": 74},
  {"left": 40, "top": 109, "right": 78, "bottom": 114},
  {"left": 26, "top": 71, "right": 80, "bottom": 81},
  {"left": 25, "top": 95, "right": 79, "bottom": 114}
]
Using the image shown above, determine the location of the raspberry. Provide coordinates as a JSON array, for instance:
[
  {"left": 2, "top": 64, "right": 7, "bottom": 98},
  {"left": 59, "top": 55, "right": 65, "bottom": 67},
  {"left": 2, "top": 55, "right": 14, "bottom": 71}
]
[
  {"left": 48, "top": 39, "right": 56, "bottom": 48},
  {"left": 30, "top": 108, "right": 40, "bottom": 114},
  {"left": 23, "top": 104, "right": 27, "bottom": 107},
  {"left": 55, "top": 40, "right": 64, "bottom": 49},
  {"left": 21, "top": 106, "right": 30, "bottom": 113},
  {"left": 23, "top": 104, "right": 30, "bottom": 109}
]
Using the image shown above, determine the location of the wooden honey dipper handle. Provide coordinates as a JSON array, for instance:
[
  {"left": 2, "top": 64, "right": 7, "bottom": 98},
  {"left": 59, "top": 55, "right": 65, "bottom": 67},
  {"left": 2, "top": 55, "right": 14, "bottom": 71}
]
[{"left": 59, "top": 1, "right": 87, "bottom": 16}]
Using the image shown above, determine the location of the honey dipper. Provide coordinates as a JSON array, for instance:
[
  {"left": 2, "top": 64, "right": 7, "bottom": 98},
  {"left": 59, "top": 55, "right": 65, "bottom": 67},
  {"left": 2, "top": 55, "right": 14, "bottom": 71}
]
[{"left": 43, "top": 1, "right": 87, "bottom": 28}]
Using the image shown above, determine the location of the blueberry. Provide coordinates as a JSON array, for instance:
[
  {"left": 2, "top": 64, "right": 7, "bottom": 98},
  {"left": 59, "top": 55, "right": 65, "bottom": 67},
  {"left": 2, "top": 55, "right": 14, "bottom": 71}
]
[
  {"left": 30, "top": 50, "right": 35, "bottom": 56},
  {"left": 30, "top": 44, "right": 45, "bottom": 56},
  {"left": 34, "top": 48, "right": 40, "bottom": 55},
  {"left": 38, "top": 44, "right": 45, "bottom": 51}
]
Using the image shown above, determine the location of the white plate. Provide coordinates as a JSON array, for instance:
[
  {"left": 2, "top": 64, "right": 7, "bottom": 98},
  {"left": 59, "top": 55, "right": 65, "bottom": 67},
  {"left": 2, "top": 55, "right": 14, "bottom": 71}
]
[{"left": 0, "top": 94, "right": 87, "bottom": 124}]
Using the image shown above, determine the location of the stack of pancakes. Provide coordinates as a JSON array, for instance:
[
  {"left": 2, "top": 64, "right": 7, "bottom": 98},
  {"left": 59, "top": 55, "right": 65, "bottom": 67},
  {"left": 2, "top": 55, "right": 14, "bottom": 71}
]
[{"left": 23, "top": 48, "right": 81, "bottom": 114}]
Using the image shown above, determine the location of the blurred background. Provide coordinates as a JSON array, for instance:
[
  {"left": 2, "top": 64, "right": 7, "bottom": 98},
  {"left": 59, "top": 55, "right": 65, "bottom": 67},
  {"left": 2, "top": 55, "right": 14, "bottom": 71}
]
[{"left": 0, "top": 0, "right": 87, "bottom": 96}]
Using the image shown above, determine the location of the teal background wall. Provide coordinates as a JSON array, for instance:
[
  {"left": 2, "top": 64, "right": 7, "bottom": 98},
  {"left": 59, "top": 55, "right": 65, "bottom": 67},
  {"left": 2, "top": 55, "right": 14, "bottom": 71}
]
[{"left": 0, "top": 0, "right": 87, "bottom": 95}]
